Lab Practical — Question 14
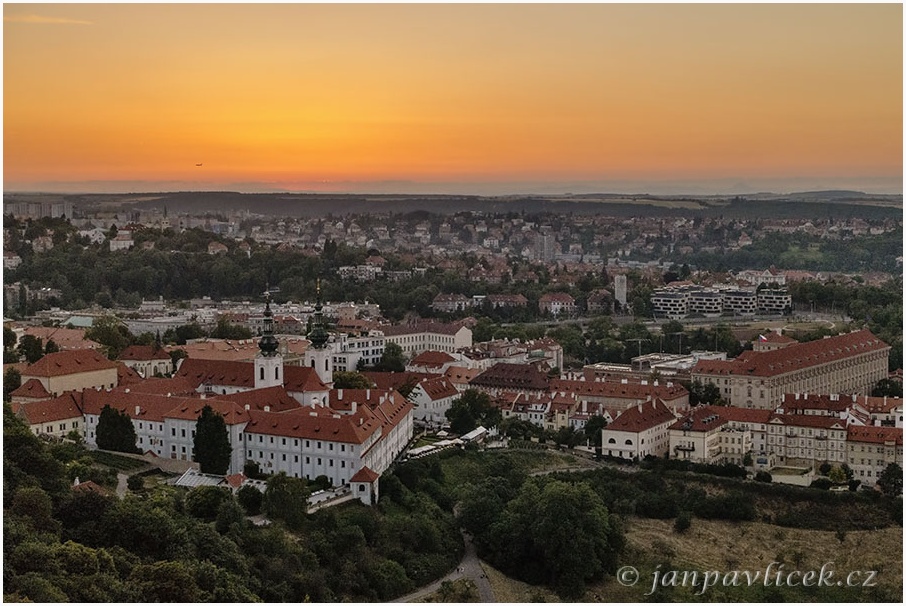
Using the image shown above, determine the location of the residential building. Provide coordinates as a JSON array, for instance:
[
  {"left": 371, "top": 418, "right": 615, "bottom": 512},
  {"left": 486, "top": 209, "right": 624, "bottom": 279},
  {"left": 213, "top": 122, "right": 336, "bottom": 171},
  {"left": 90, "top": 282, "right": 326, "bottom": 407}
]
[
  {"left": 118, "top": 345, "right": 173, "bottom": 378},
  {"left": 11, "top": 393, "right": 83, "bottom": 438},
  {"left": 382, "top": 321, "right": 473, "bottom": 356},
  {"left": 600, "top": 399, "right": 677, "bottom": 460},
  {"left": 692, "top": 330, "right": 889, "bottom": 409},
  {"left": 539, "top": 292, "right": 577, "bottom": 316},
  {"left": 21, "top": 349, "right": 119, "bottom": 396},
  {"left": 846, "top": 426, "right": 903, "bottom": 485},
  {"left": 407, "top": 376, "right": 460, "bottom": 425}
]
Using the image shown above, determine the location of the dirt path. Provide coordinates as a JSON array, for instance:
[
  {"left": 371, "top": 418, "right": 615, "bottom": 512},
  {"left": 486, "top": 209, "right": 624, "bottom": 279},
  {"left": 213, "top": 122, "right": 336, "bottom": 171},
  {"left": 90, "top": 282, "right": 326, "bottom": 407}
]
[{"left": 391, "top": 529, "right": 495, "bottom": 603}]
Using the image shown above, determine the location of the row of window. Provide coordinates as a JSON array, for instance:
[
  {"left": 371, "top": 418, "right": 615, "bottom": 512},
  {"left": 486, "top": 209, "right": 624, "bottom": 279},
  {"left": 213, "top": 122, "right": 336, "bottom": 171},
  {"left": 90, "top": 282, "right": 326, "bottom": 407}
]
[
  {"left": 241, "top": 434, "right": 349, "bottom": 452},
  {"left": 247, "top": 450, "right": 348, "bottom": 469}
]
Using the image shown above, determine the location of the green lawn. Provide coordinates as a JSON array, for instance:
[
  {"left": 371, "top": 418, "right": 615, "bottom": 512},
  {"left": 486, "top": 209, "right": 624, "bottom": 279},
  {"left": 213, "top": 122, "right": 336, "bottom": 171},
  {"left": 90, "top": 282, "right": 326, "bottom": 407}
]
[{"left": 89, "top": 450, "right": 148, "bottom": 471}]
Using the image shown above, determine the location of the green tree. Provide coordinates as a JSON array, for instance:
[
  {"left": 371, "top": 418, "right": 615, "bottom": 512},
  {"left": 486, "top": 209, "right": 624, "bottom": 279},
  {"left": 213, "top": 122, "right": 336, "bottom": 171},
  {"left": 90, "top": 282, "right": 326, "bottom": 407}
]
[
  {"left": 236, "top": 484, "right": 263, "bottom": 515},
  {"left": 44, "top": 339, "right": 60, "bottom": 354},
  {"left": 4, "top": 367, "right": 22, "bottom": 401},
  {"left": 583, "top": 415, "right": 607, "bottom": 448},
  {"left": 85, "top": 315, "right": 133, "bottom": 360},
  {"left": 828, "top": 465, "right": 847, "bottom": 485},
  {"left": 95, "top": 405, "right": 140, "bottom": 454},
  {"left": 169, "top": 348, "right": 188, "bottom": 369},
  {"left": 17, "top": 334, "right": 44, "bottom": 364},
  {"left": 184, "top": 485, "right": 231, "bottom": 520},
  {"left": 877, "top": 463, "right": 903, "bottom": 497},
  {"left": 375, "top": 342, "right": 406, "bottom": 372},
  {"left": 194, "top": 405, "right": 232, "bottom": 475},
  {"left": 4, "top": 326, "right": 19, "bottom": 362},
  {"left": 871, "top": 379, "right": 903, "bottom": 398},
  {"left": 209, "top": 317, "right": 253, "bottom": 340},
  {"left": 445, "top": 389, "right": 499, "bottom": 435},
  {"left": 263, "top": 472, "right": 310, "bottom": 529},
  {"left": 332, "top": 371, "right": 373, "bottom": 389},
  {"left": 488, "top": 479, "right": 623, "bottom": 599},
  {"left": 673, "top": 511, "right": 692, "bottom": 533}
]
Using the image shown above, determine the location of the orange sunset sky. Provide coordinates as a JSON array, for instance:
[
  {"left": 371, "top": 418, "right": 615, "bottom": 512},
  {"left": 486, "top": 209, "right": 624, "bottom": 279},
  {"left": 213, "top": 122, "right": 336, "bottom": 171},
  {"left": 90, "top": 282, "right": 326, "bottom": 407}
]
[{"left": 3, "top": 3, "right": 903, "bottom": 195}]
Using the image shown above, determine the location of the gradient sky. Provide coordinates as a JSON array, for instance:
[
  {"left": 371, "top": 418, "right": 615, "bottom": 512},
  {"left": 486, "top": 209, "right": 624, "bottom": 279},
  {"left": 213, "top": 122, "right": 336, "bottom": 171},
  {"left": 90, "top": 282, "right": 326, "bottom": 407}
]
[{"left": 4, "top": 3, "right": 903, "bottom": 194}]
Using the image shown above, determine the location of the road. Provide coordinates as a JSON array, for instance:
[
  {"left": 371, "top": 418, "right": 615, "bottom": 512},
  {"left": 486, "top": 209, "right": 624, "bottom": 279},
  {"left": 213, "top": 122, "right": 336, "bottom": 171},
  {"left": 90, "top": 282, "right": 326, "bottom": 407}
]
[{"left": 392, "top": 528, "right": 495, "bottom": 603}]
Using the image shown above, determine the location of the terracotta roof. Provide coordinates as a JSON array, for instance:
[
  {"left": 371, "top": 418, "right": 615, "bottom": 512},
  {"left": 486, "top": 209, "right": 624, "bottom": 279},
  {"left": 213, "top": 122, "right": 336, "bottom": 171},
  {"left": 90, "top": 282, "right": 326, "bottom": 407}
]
[
  {"left": 350, "top": 466, "right": 379, "bottom": 483},
  {"left": 380, "top": 321, "right": 468, "bottom": 337},
  {"left": 24, "top": 349, "right": 118, "bottom": 378},
  {"left": 781, "top": 393, "right": 850, "bottom": 413},
  {"left": 361, "top": 371, "right": 434, "bottom": 391},
  {"left": 470, "top": 363, "right": 550, "bottom": 391},
  {"left": 22, "top": 326, "right": 100, "bottom": 351},
  {"left": 12, "top": 393, "right": 83, "bottom": 425},
  {"left": 670, "top": 406, "right": 730, "bottom": 432},
  {"left": 487, "top": 294, "right": 528, "bottom": 304},
  {"left": 605, "top": 399, "right": 677, "bottom": 433},
  {"left": 80, "top": 390, "right": 192, "bottom": 423},
  {"left": 433, "top": 293, "right": 469, "bottom": 302},
  {"left": 164, "top": 399, "right": 250, "bottom": 425},
  {"left": 9, "top": 378, "right": 51, "bottom": 399},
  {"left": 767, "top": 414, "right": 847, "bottom": 430},
  {"left": 116, "top": 363, "right": 144, "bottom": 385},
  {"left": 693, "top": 330, "right": 889, "bottom": 378},
  {"left": 849, "top": 395, "right": 903, "bottom": 414},
  {"left": 283, "top": 366, "right": 330, "bottom": 393},
  {"left": 244, "top": 406, "right": 381, "bottom": 445},
  {"left": 72, "top": 480, "right": 108, "bottom": 495},
  {"left": 715, "top": 407, "right": 773, "bottom": 425},
  {"left": 409, "top": 350, "right": 457, "bottom": 368},
  {"left": 118, "top": 345, "right": 171, "bottom": 362},
  {"left": 415, "top": 377, "right": 459, "bottom": 401},
  {"left": 124, "top": 376, "right": 199, "bottom": 397},
  {"left": 224, "top": 473, "right": 246, "bottom": 489},
  {"left": 175, "top": 358, "right": 254, "bottom": 388},
  {"left": 444, "top": 366, "right": 481, "bottom": 385},
  {"left": 847, "top": 425, "right": 903, "bottom": 446},
  {"left": 211, "top": 385, "right": 302, "bottom": 413},
  {"left": 549, "top": 379, "right": 688, "bottom": 402}
]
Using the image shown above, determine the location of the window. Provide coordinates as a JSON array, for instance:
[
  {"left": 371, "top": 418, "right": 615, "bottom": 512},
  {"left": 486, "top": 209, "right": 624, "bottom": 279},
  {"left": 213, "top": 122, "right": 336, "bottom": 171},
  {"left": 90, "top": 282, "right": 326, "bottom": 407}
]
[
  {"left": 329, "top": 443, "right": 333, "bottom": 451},
  {"left": 306, "top": 457, "right": 310, "bottom": 464},
  {"left": 282, "top": 454, "right": 286, "bottom": 461},
  {"left": 359, "top": 485, "right": 365, "bottom": 492},
  {"left": 181, "top": 429, "right": 186, "bottom": 438},
  {"left": 260, "top": 367, "right": 265, "bottom": 380},
  {"left": 317, "top": 458, "right": 322, "bottom": 465},
  {"left": 270, "top": 437, "right": 274, "bottom": 444},
  {"left": 317, "top": 441, "right": 322, "bottom": 449},
  {"left": 294, "top": 455, "right": 299, "bottom": 463},
  {"left": 171, "top": 428, "right": 176, "bottom": 436},
  {"left": 341, "top": 461, "right": 345, "bottom": 468},
  {"left": 275, "top": 367, "right": 279, "bottom": 380}
]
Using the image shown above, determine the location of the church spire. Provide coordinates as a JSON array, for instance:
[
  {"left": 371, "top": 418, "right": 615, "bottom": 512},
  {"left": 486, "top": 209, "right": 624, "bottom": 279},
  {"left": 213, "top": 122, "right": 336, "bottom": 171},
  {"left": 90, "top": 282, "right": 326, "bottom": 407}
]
[
  {"left": 307, "top": 279, "right": 329, "bottom": 349},
  {"left": 258, "top": 287, "right": 279, "bottom": 357}
]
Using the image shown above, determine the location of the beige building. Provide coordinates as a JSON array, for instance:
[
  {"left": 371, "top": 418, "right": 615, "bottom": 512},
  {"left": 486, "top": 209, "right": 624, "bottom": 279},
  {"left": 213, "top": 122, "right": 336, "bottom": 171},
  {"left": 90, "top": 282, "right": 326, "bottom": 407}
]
[
  {"left": 692, "top": 330, "right": 889, "bottom": 409},
  {"left": 382, "top": 321, "right": 473, "bottom": 356},
  {"left": 846, "top": 426, "right": 903, "bottom": 485},
  {"left": 669, "top": 406, "right": 752, "bottom": 466},
  {"left": 601, "top": 399, "right": 677, "bottom": 460},
  {"left": 118, "top": 345, "right": 173, "bottom": 378},
  {"left": 11, "top": 393, "right": 84, "bottom": 438},
  {"left": 21, "top": 349, "right": 118, "bottom": 397}
]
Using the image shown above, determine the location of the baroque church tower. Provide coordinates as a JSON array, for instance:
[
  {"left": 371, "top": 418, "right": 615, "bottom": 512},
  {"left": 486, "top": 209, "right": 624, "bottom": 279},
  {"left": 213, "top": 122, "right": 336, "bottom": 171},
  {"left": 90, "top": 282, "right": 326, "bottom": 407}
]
[
  {"left": 304, "top": 281, "right": 333, "bottom": 387},
  {"left": 254, "top": 289, "right": 284, "bottom": 389}
]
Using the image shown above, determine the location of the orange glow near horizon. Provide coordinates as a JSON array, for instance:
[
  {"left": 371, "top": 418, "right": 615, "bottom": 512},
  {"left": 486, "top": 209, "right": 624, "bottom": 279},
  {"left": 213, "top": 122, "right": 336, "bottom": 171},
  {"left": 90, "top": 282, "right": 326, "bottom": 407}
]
[{"left": 3, "top": 4, "right": 903, "bottom": 193}]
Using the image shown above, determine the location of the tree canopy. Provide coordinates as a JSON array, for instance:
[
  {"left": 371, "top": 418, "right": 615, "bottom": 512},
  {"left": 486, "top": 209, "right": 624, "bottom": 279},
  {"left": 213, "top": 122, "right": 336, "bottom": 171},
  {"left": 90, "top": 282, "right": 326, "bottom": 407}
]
[
  {"left": 95, "top": 405, "right": 140, "bottom": 454},
  {"left": 193, "top": 405, "right": 232, "bottom": 475},
  {"left": 445, "top": 389, "right": 500, "bottom": 434}
]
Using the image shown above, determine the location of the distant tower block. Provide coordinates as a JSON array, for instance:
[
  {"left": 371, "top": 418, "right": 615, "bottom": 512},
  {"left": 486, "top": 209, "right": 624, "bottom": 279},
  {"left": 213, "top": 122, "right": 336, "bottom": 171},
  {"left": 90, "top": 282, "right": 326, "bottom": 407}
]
[{"left": 614, "top": 274, "right": 628, "bottom": 307}]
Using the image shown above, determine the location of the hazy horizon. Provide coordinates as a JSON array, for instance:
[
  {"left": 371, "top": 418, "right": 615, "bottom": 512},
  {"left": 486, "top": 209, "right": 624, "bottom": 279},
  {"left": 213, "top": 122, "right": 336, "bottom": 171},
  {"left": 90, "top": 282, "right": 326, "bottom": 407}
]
[{"left": 4, "top": 175, "right": 903, "bottom": 197}]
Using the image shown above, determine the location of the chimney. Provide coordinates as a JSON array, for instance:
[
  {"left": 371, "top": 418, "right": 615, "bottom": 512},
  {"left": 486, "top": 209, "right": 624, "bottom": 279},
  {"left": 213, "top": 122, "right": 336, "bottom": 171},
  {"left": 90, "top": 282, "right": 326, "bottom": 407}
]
[
  {"left": 338, "top": 388, "right": 343, "bottom": 400},
  {"left": 366, "top": 389, "right": 370, "bottom": 399},
  {"left": 244, "top": 404, "right": 250, "bottom": 411},
  {"left": 351, "top": 401, "right": 357, "bottom": 415},
  {"left": 637, "top": 403, "right": 643, "bottom": 413},
  {"left": 264, "top": 406, "right": 270, "bottom": 412},
  {"left": 135, "top": 405, "right": 140, "bottom": 416}
]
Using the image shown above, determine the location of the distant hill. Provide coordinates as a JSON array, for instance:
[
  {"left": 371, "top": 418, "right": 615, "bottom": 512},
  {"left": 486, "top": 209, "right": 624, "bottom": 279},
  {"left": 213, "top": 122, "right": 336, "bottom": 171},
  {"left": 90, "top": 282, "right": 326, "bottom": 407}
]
[{"left": 4, "top": 190, "right": 902, "bottom": 220}]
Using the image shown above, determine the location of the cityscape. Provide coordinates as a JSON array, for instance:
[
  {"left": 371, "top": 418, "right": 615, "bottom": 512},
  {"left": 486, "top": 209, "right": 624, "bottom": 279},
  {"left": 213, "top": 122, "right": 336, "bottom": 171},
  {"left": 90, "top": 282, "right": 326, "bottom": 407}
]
[{"left": 3, "top": 4, "right": 903, "bottom": 604}]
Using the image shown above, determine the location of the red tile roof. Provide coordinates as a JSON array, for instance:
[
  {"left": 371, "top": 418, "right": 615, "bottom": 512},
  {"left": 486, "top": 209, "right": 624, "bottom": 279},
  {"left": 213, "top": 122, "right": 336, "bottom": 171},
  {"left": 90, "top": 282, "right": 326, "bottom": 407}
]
[
  {"left": 758, "top": 332, "right": 797, "bottom": 344},
  {"left": 781, "top": 393, "right": 850, "bottom": 413},
  {"left": 849, "top": 395, "right": 903, "bottom": 414},
  {"left": 444, "top": 366, "right": 481, "bottom": 385},
  {"left": 539, "top": 292, "right": 576, "bottom": 303},
  {"left": 164, "top": 399, "right": 250, "bottom": 425},
  {"left": 283, "top": 366, "right": 330, "bottom": 393},
  {"left": 361, "top": 371, "right": 433, "bottom": 391},
  {"left": 350, "top": 466, "right": 379, "bottom": 483},
  {"left": 244, "top": 406, "right": 381, "bottom": 445},
  {"left": 470, "top": 363, "right": 550, "bottom": 391},
  {"left": 24, "top": 349, "right": 118, "bottom": 378},
  {"left": 549, "top": 379, "right": 688, "bottom": 402},
  {"left": 714, "top": 407, "right": 773, "bottom": 425},
  {"left": 124, "top": 376, "right": 199, "bottom": 397},
  {"left": 694, "top": 330, "right": 889, "bottom": 378},
  {"left": 409, "top": 350, "right": 457, "bottom": 368},
  {"left": 606, "top": 399, "right": 677, "bottom": 433},
  {"left": 22, "top": 326, "right": 100, "bottom": 351},
  {"left": 847, "top": 425, "right": 903, "bottom": 446},
  {"left": 9, "top": 378, "right": 51, "bottom": 400},
  {"left": 211, "top": 385, "right": 302, "bottom": 413},
  {"left": 175, "top": 358, "right": 254, "bottom": 388},
  {"left": 415, "top": 377, "right": 459, "bottom": 401},
  {"left": 116, "top": 363, "right": 144, "bottom": 386},
  {"left": 767, "top": 414, "right": 847, "bottom": 430},
  {"left": 11, "top": 393, "right": 83, "bottom": 425},
  {"left": 670, "top": 406, "right": 730, "bottom": 432},
  {"left": 118, "top": 345, "right": 171, "bottom": 362}
]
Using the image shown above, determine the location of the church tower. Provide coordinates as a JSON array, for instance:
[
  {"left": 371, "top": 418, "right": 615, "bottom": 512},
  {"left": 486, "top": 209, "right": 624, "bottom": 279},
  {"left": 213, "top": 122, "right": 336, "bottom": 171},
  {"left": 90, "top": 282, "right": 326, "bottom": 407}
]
[
  {"left": 255, "top": 290, "right": 284, "bottom": 389},
  {"left": 304, "top": 281, "right": 333, "bottom": 386}
]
